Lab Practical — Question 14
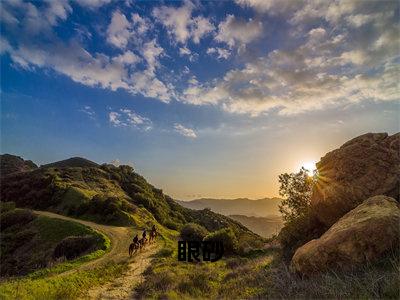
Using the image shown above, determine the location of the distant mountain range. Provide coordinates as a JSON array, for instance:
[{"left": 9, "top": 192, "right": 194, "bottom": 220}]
[
  {"left": 176, "top": 197, "right": 283, "bottom": 238},
  {"left": 228, "top": 215, "right": 283, "bottom": 238},
  {"left": 176, "top": 197, "right": 282, "bottom": 218}
]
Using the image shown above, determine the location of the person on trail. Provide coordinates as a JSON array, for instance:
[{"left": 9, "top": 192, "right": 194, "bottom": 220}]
[
  {"left": 132, "top": 234, "right": 139, "bottom": 244},
  {"left": 142, "top": 229, "right": 147, "bottom": 239},
  {"left": 151, "top": 225, "right": 156, "bottom": 232}
]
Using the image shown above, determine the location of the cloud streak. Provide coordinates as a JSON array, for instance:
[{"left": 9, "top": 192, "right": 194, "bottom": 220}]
[{"left": 174, "top": 123, "right": 197, "bottom": 138}]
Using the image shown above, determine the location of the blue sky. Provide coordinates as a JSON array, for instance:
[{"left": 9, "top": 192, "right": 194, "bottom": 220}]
[{"left": 1, "top": 0, "right": 399, "bottom": 199}]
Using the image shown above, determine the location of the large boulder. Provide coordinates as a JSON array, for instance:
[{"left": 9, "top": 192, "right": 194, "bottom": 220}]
[
  {"left": 311, "top": 132, "right": 399, "bottom": 227},
  {"left": 291, "top": 195, "right": 400, "bottom": 276}
]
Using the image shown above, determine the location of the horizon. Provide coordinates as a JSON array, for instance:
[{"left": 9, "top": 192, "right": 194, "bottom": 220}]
[{"left": 1, "top": 1, "right": 399, "bottom": 200}]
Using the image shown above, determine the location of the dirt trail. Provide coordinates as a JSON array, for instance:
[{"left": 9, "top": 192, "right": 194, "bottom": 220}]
[{"left": 33, "top": 211, "right": 160, "bottom": 299}]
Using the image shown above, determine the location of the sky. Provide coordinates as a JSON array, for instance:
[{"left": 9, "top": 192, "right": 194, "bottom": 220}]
[{"left": 1, "top": 0, "right": 399, "bottom": 200}]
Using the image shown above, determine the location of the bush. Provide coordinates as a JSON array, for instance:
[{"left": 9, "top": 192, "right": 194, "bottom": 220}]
[
  {"left": 278, "top": 210, "right": 326, "bottom": 261},
  {"left": 0, "top": 201, "right": 16, "bottom": 214},
  {"left": 1, "top": 208, "right": 36, "bottom": 230},
  {"left": 203, "top": 228, "right": 238, "bottom": 254},
  {"left": 53, "top": 235, "right": 99, "bottom": 260},
  {"left": 180, "top": 223, "right": 208, "bottom": 241}
]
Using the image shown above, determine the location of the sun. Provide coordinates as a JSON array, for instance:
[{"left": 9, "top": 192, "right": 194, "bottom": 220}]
[{"left": 300, "top": 160, "right": 317, "bottom": 172}]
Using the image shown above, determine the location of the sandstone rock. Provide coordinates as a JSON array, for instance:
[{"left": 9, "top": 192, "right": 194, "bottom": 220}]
[
  {"left": 291, "top": 195, "right": 400, "bottom": 276},
  {"left": 311, "top": 132, "right": 399, "bottom": 227}
]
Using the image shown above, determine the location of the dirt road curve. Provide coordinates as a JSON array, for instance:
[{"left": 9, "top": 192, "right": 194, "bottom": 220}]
[{"left": 33, "top": 210, "right": 160, "bottom": 299}]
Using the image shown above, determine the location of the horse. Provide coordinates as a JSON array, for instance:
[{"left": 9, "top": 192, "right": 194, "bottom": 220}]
[
  {"left": 138, "top": 237, "right": 147, "bottom": 250},
  {"left": 149, "top": 229, "right": 157, "bottom": 243},
  {"left": 128, "top": 242, "right": 140, "bottom": 257}
]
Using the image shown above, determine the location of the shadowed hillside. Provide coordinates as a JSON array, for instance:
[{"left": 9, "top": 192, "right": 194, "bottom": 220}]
[{"left": 0, "top": 154, "right": 38, "bottom": 177}]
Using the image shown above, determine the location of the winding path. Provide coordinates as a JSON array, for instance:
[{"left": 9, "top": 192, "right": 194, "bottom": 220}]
[{"left": 33, "top": 210, "right": 160, "bottom": 299}]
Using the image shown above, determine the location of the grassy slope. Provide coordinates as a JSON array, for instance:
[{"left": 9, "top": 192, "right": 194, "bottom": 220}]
[
  {"left": 136, "top": 237, "right": 399, "bottom": 299},
  {"left": 0, "top": 206, "right": 114, "bottom": 300},
  {"left": 0, "top": 163, "right": 261, "bottom": 246},
  {"left": 0, "top": 207, "right": 109, "bottom": 277}
]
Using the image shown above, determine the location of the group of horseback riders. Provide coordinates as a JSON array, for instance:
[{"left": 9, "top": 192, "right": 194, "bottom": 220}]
[{"left": 129, "top": 224, "right": 158, "bottom": 256}]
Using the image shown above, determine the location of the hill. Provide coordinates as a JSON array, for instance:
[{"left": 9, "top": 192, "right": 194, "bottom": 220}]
[
  {"left": 0, "top": 154, "right": 38, "bottom": 177},
  {"left": 0, "top": 156, "right": 261, "bottom": 248},
  {"left": 41, "top": 157, "right": 99, "bottom": 169},
  {"left": 176, "top": 197, "right": 282, "bottom": 217},
  {"left": 0, "top": 202, "right": 108, "bottom": 277},
  {"left": 228, "top": 215, "right": 283, "bottom": 238}
]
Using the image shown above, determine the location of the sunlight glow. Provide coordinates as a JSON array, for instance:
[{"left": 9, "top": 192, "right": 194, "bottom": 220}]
[{"left": 300, "top": 160, "right": 317, "bottom": 172}]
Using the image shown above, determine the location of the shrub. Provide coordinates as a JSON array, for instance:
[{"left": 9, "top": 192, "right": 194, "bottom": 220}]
[
  {"left": 0, "top": 201, "right": 16, "bottom": 214},
  {"left": 53, "top": 235, "right": 99, "bottom": 260},
  {"left": 180, "top": 223, "right": 208, "bottom": 241},
  {"left": 1, "top": 208, "right": 36, "bottom": 230},
  {"left": 278, "top": 210, "right": 326, "bottom": 261},
  {"left": 203, "top": 228, "right": 238, "bottom": 254}
]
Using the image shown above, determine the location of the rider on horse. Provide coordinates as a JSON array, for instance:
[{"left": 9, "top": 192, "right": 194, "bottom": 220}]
[{"left": 132, "top": 234, "right": 139, "bottom": 244}]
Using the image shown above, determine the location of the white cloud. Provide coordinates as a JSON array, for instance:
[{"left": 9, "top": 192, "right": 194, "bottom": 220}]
[
  {"left": 191, "top": 16, "right": 214, "bottom": 44},
  {"left": 207, "top": 47, "right": 231, "bottom": 60},
  {"left": 109, "top": 111, "right": 122, "bottom": 126},
  {"left": 152, "top": 1, "right": 214, "bottom": 44},
  {"left": 179, "top": 46, "right": 191, "bottom": 56},
  {"left": 80, "top": 105, "right": 96, "bottom": 120},
  {"left": 112, "top": 50, "right": 140, "bottom": 65},
  {"left": 181, "top": 5, "right": 400, "bottom": 117},
  {"left": 215, "top": 15, "right": 262, "bottom": 48},
  {"left": 107, "top": 10, "right": 131, "bottom": 49},
  {"left": 174, "top": 123, "right": 197, "bottom": 138},
  {"left": 109, "top": 109, "right": 153, "bottom": 131},
  {"left": 75, "top": 0, "right": 112, "bottom": 9}
]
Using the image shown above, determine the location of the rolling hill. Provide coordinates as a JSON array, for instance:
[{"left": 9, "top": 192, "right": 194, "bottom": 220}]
[
  {"left": 176, "top": 197, "right": 282, "bottom": 217},
  {"left": 0, "top": 154, "right": 261, "bottom": 247}
]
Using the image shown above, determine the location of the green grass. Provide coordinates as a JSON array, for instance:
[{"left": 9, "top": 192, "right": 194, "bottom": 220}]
[
  {"left": 26, "top": 231, "right": 111, "bottom": 279},
  {"left": 0, "top": 262, "right": 128, "bottom": 300},
  {"left": 0, "top": 208, "right": 110, "bottom": 278},
  {"left": 33, "top": 216, "right": 100, "bottom": 243},
  {"left": 136, "top": 236, "right": 400, "bottom": 299}
]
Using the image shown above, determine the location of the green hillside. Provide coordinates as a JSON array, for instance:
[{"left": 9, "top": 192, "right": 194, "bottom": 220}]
[
  {"left": 0, "top": 155, "right": 261, "bottom": 248},
  {"left": 0, "top": 203, "right": 108, "bottom": 277}
]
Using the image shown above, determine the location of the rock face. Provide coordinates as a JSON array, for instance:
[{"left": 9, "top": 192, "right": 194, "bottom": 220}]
[
  {"left": 311, "top": 132, "right": 400, "bottom": 227},
  {"left": 291, "top": 195, "right": 400, "bottom": 276}
]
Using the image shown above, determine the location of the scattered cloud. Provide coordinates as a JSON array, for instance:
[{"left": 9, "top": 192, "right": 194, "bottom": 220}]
[
  {"left": 215, "top": 15, "right": 262, "bottom": 48},
  {"left": 1, "top": 0, "right": 398, "bottom": 120},
  {"left": 174, "top": 123, "right": 197, "bottom": 138},
  {"left": 109, "top": 109, "right": 153, "bottom": 131},
  {"left": 75, "top": 0, "right": 112, "bottom": 9},
  {"left": 80, "top": 105, "right": 96, "bottom": 120},
  {"left": 107, "top": 10, "right": 131, "bottom": 49},
  {"left": 181, "top": 0, "right": 399, "bottom": 116},
  {"left": 152, "top": 1, "right": 214, "bottom": 44},
  {"left": 207, "top": 47, "right": 231, "bottom": 60}
]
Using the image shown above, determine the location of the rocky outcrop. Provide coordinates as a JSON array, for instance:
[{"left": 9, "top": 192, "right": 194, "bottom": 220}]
[
  {"left": 291, "top": 195, "right": 400, "bottom": 276},
  {"left": 311, "top": 132, "right": 399, "bottom": 227}
]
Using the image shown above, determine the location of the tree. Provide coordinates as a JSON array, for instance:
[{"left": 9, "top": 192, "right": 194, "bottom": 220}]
[{"left": 278, "top": 167, "right": 317, "bottom": 222}]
